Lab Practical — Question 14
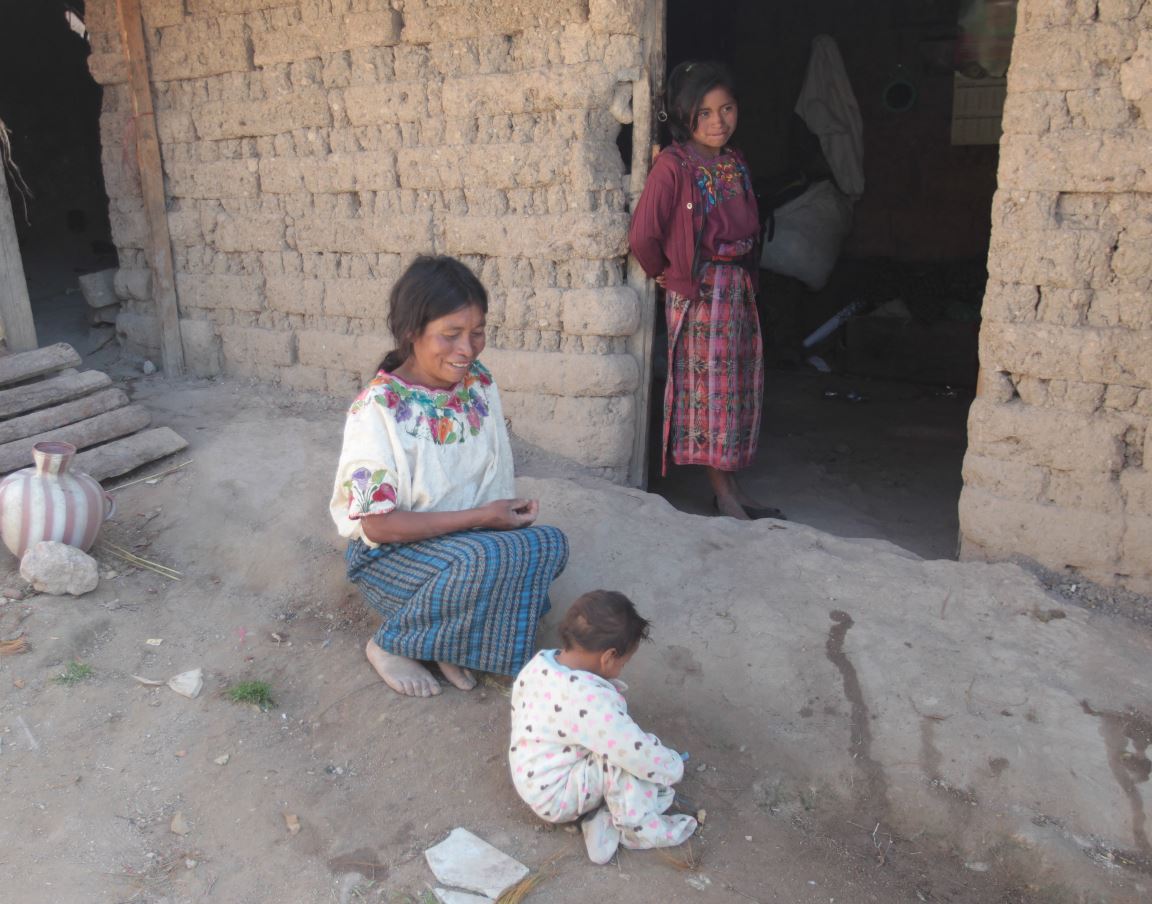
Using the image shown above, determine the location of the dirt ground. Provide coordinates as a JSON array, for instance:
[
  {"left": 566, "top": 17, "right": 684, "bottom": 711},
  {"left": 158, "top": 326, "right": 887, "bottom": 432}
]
[{"left": 0, "top": 354, "right": 1149, "bottom": 904}]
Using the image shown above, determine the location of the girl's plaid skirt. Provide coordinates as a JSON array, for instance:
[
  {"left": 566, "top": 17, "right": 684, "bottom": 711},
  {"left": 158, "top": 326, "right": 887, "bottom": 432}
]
[
  {"left": 662, "top": 262, "right": 763, "bottom": 474},
  {"left": 345, "top": 525, "right": 569, "bottom": 676}
]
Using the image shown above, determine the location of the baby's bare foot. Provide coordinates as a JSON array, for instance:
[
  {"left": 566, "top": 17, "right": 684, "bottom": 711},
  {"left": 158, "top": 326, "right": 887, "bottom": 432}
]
[
  {"left": 365, "top": 640, "right": 441, "bottom": 697},
  {"left": 437, "top": 661, "right": 477, "bottom": 691}
]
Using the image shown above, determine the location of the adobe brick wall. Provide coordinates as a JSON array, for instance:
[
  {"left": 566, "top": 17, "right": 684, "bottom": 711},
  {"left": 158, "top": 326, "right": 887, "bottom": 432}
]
[
  {"left": 959, "top": 0, "right": 1152, "bottom": 593},
  {"left": 85, "top": 0, "right": 648, "bottom": 481}
]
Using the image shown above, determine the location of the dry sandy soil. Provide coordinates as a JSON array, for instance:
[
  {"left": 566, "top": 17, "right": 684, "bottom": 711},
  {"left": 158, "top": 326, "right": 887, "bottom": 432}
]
[{"left": 0, "top": 365, "right": 1149, "bottom": 904}]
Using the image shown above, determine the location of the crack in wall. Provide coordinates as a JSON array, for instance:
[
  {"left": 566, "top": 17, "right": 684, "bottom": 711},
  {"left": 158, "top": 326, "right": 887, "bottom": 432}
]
[{"left": 825, "top": 610, "right": 889, "bottom": 819}]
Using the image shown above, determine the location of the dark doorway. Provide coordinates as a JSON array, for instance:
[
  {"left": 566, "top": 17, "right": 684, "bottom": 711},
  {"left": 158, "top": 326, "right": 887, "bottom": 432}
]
[
  {"left": 1, "top": 0, "right": 116, "bottom": 349},
  {"left": 651, "top": 0, "right": 1002, "bottom": 559}
]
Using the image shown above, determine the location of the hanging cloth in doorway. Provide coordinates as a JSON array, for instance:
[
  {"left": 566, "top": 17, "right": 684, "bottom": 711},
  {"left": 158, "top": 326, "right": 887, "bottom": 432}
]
[{"left": 794, "top": 35, "right": 865, "bottom": 200}]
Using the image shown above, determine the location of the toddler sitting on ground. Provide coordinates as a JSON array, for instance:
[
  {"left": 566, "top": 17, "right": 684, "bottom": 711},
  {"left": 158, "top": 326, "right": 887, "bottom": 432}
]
[{"left": 509, "top": 590, "right": 697, "bottom": 863}]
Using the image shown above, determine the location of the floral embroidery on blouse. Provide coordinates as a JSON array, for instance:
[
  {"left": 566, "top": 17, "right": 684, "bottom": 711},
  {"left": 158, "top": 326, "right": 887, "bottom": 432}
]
[
  {"left": 348, "top": 361, "right": 494, "bottom": 446},
  {"left": 695, "top": 156, "right": 752, "bottom": 212},
  {"left": 344, "top": 467, "right": 397, "bottom": 520}
]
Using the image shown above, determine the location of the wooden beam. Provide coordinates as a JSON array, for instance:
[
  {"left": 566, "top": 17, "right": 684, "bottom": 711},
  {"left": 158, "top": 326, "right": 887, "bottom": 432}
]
[
  {"left": 0, "top": 343, "right": 82, "bottom": 387},
  {"left": 0, "top": 369, "right": 111, "bottom": 419},
  {"left": 116, "top": 0, "right": 184, "bottom": 376},
  {"left": 0, "top": 162, "right": 37, "bottom": 352},
  {"left": 0, "top": 387, "right": 129, "bottom": 445},
  {"left": 0, "top": 404, "right": 151, "bottom": 474},
  {"left": 626, "top": 0, "right": 667, "bottom": 489},
  {"left": 74, "top": 427, "right": 188, "bottom": 482}
]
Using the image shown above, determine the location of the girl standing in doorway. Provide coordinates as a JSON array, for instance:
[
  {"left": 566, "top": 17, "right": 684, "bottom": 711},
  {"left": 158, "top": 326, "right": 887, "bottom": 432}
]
[{"left": 629, "top": 61, "right": 784, "bottom": 520}]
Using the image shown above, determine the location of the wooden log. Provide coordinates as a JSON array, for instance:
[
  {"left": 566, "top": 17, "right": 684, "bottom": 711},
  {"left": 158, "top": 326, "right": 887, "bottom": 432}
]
[
  {"left": 116, "top": 0, "right": 185, "bottom": 376},
  {"left": 0, "top": 405, "right": 151, "bottom": 474},
  {"left": 0, "top": 387, "right": 130, "bottom": 445},
  {"left": 0, "top": 369, "right": 111, "bottom": 419},
  {"left": 74, "top": 427, "right": 188, "bottom": 483},
  {"left": 625, "top": 0, "right": 667, "bottom": 490},
  {"left": 0, "top": 343, "right": 81, "bottom": 388},
  {"left": 0, "top": 159, "right": 37, "bottom": 352}
]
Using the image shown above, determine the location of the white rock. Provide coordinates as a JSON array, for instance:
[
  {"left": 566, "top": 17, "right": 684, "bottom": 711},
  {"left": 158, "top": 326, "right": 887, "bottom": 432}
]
[
  {"left": 167, "top": 668, "right": 204, "bottom": 699},
  {"left": 19, "top": 542, "right": 99, "bottom": 596},
  {"left": 424, "top": 828, "right": 528, "bottom": 899},
  {"left": 142, "top": 359, "right": 157, "bottom": 375},
  {"left": 433, "top": 889, "right": 494, "bottom": 904}
]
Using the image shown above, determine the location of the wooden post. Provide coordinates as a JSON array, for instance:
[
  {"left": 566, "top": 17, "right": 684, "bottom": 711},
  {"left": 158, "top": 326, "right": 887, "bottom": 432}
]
[
  {"left": 0, "top": 166, "right": 38, "bottom": 352},
  {"left": 115, "top": 0, "right": 184, "bottom": 375},
  {"left": 625, "top": 0, "right": 667, "bottom": 489}
]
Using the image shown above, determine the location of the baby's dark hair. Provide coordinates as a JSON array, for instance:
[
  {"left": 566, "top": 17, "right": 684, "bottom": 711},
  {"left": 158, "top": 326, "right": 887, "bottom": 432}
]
[
  {"left": 558, "top": 590, "right": 651, "bottom": 656},
  {"left": 378, "top": 255, "right": 488, "bottom": 372},
  {"left": 664, "top": 60, "right": 738, "bottom": 145}
]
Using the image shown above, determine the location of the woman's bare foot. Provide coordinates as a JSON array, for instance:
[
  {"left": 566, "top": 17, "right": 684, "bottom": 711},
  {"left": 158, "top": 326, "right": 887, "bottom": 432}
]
[
  {"left": 714, "top": 493, "right": 750, "bottom": 520},
  {"left": 437, "top": 662, "right": 477, "bottom": 691},
  {"left": 365, "top": 640, "right": 441, "bottom": 697}
]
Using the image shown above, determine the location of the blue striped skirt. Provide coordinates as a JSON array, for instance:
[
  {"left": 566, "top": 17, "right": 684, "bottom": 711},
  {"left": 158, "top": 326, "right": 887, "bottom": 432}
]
[{"left": 345, "top": 526, "right": 569, "bottom": 676}]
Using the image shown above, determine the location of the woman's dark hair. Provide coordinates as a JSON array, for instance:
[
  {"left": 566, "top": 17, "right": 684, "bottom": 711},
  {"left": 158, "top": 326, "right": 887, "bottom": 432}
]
[
  {"left": 558, "top": 590, "right": 651, "bottom": 656},
  {"left": 664, "top": 60, "right": 738, "bottom": 145},
  {"left": 379, "top": 255, "right": 488, "bottom": 372}
]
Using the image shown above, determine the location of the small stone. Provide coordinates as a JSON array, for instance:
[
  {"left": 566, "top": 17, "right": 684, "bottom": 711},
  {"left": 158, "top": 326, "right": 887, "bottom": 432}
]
[
  {"left": 185, "top": 859, "right": 197, "bottom": 870},
  {"left": 964, "top": 861, "right": 990, "bottom": 872},
  {"left": 167, "top": 668, "right": 203, "bottom": 699},
  {"left": 283, "top": 812, "right": 301, "bottom": 835},
  {"left": 424, "top": 827, "right": 529, "bottom": 899},
  {"left": 696, "top": 763, "right": 707, "bottom": 773},
  {"left": 174, "top": 750, "right": 186, "bottom": 758},
  {"left": 99, "top": 570, "right": 118, "bottom": 581},
  {"left": 214, "top": 754, "right": 230, "bottom": 766},
  {"left": 170, "top": 811, "right": 190, "bottom": 836},
  {"left": 12, "top": 677, "right": 25, "bottom": 689},
  {"left": 20, "top": 542, "right": 99, "bottom": 596},
  {"left": 142, "top": 359, "right": 157, "bottom": 375}
]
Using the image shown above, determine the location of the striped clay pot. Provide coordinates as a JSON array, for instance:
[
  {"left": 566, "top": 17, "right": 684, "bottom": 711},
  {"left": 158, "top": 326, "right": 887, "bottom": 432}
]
[{"left": 0, "top": 441, "right": 115, "bottom": 558}]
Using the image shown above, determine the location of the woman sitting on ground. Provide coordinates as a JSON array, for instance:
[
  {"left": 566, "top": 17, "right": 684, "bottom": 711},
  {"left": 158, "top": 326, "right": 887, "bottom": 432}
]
[{"left": 329, "top": 255, "right": 570, "bottom": 698}]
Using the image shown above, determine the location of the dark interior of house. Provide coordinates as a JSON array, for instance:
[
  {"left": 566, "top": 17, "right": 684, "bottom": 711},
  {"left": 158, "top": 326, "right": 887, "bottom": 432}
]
[
  {"left": 0, "top": 0, "right": 114, "bottom": 346},
  {"left": 654, "top": 0, "right": 1007, "bottom": 557}
]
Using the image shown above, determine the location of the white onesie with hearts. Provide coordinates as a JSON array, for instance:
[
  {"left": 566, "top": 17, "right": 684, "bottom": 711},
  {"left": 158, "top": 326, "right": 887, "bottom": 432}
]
[{"left": 509, "top": 649, "right": 697, "bottom": 850}]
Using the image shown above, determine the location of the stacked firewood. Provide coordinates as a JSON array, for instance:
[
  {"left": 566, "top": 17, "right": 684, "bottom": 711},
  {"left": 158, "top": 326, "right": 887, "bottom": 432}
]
[{"left": 0, "top": 343, "right": 187, "bottom": 480}]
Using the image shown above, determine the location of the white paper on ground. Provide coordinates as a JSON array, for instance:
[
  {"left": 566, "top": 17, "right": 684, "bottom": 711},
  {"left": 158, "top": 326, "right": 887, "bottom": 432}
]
[{"left": 424, "top": 827, "right": 528, "bottom": 899}]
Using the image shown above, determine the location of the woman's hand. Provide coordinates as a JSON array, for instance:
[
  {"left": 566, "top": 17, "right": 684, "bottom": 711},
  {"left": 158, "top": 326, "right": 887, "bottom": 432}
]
[
  {"left": 655, "top": 273, "right": 667, "bottom": 288},
  {"left": 481, "top": 498, "right": 539, "bottom": 530}
]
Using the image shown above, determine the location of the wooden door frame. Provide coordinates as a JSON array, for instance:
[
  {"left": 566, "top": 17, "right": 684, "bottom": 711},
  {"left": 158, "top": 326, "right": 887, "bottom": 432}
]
[
  {"left": 0, "top": 159, "right": 38, "bottom": 353},
  {"left": 626, "top": 0, "right": 666, "bottom": 489}
]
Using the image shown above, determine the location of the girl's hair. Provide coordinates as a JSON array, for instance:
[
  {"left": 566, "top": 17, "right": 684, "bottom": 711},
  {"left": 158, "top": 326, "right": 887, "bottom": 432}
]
[
  {"left": 558, "top": 590, "right": 652, "bottom": 656},
  {"left": 378, "top": 255, "right": 489, "bottom": 372},
  {"left": 664, "top": 60, "right": 738, "bottom": 145}
]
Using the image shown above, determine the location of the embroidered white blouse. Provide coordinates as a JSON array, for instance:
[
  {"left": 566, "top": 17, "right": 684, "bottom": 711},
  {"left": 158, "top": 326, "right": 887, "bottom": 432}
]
[{"left": 329, "top": 361, "right": 515, "bottom": 547}]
